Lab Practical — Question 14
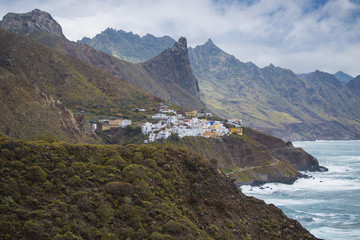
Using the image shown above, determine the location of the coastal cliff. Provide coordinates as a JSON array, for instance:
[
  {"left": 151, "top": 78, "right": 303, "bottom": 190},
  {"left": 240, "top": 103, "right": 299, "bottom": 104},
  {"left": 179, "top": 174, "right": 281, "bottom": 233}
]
[{"left": 161, "top": 127, "right": 327, "bottom": 185}]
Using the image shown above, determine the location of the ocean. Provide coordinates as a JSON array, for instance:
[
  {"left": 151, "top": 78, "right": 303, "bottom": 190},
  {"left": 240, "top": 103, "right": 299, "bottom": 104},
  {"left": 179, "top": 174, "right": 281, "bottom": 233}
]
[{"left": 241, "top": 140, "right": 360, "bottom": 240}]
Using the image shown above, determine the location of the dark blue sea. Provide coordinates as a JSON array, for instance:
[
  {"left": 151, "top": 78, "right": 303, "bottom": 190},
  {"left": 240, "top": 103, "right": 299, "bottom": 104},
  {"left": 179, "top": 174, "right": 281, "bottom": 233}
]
[{"left": 241, "top": 140, "right": 360, "bottom": 240}]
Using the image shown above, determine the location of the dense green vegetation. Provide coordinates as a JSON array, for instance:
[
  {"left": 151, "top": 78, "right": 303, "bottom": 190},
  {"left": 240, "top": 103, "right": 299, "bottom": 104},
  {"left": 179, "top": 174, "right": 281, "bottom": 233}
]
[{"left": 0, "top": 134, "right": 317, "bottom": 239}]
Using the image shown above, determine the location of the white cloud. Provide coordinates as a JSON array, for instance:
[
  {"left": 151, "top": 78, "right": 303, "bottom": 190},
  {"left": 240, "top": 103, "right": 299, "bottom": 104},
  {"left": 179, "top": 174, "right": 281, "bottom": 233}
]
[{"left": 0, "top": 0, "right": 359, "bottom": 76}]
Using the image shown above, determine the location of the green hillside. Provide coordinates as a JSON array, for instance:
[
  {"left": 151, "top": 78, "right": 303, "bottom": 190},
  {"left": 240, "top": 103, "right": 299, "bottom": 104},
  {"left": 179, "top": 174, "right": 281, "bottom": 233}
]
[
  {"left": 0, "top": 29, "right": 162, "bottom": 143},
  {"left": 0, "top": 134, "right": 319, "bottom": 239}
]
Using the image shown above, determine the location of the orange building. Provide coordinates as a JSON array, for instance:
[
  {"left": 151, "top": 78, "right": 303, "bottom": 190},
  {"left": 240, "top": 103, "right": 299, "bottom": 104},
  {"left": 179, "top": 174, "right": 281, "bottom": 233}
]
[{"left": 230, "top": 127, "right": 243, "bottom": 135}]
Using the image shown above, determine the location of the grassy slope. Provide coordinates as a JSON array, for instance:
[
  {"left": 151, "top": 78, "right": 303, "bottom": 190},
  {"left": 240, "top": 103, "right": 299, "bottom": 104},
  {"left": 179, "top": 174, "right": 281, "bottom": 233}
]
[
  {"left": 0, "top": 29, "right": 162, "bottom": 142},
  {"left": 0, "top": 135, "right": 318, "bottom": 239}
]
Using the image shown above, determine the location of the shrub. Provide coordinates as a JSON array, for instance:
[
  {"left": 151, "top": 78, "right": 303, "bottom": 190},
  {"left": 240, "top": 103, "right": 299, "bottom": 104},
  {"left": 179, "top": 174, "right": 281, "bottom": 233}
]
[
  {"left": 22, "top": 220, "right": 48, "bottom": 239},
  {"left": 105, "top": 181, "right": 134, "bottom": 197},
  {"left": 26, "top": 166, "right": 47, "bottom": 183},
  {"left": 162, "top": 220, "right": 184, "bottom": 234},
  {"left": 71, "top": 162, "right": 87, "bottom": 174},
  {"left": 9, "top": 160, "right": 25, "bottom": 170},
  {"left": 149, "top": 232, "right": 173, "bottom": 240},
  {"left": 42, "top": 180, "right": 53, "bottom": 192},
  {"left": 52, "top": 231, "right": 81, "bottom": 240},
  {"left": 67, "top": 175, "right": 82, "bottom": 187},
  {"left": 133, "top": 152, "right": 144, "bottom": 163},
  {"left": 122, "top": 164, "right": 152, "bottom": 183},
  {"left": 106, "top": 155, "right": 127, "bottom": 170},
  {"left": 134, "top": 180, "right": 154, "bottom": 200}
]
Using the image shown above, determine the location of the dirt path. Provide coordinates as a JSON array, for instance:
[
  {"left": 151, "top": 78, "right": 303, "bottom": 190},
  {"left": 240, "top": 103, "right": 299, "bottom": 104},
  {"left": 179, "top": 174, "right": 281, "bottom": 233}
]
[{"left": 225, "top": 159, "right": 279, "bottom": 175}]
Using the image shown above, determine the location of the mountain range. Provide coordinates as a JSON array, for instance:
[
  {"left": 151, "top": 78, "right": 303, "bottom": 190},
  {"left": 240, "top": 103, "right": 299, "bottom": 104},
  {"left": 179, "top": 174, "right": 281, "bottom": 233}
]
[
  {"left": 0, "top": 9, "right": 204, "bottom": 112},
  {"left": 0, "top": 8, "right": 328, "bottom": 179},
  {"left": 78, "top": 26, "right": 360, "bottom": 141},
  {"left": 0, "top": 9, "right": 325, "bottom": 239},
  {"left": 81, "top": 28, "right": 175, "bottom": 63}
]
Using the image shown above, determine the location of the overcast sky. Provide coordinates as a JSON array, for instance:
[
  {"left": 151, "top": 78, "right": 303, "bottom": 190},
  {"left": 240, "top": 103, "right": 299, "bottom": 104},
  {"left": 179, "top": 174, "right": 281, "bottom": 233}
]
[{"left": 1, "top": 0, "right": 359, "bottom": 76}]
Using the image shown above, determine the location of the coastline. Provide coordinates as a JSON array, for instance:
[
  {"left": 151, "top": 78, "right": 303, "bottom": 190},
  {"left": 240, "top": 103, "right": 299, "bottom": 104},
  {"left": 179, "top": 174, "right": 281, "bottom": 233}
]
[{"left": 241, "top": 140, "right": 360, "bottom": 240}]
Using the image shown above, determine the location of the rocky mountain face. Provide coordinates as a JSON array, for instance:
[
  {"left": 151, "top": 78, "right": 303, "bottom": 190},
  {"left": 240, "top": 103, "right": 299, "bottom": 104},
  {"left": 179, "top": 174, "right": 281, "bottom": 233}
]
[
  {"left": 142, "top": 37, "right": 201, "bottom": 101},
  {"left": 63, "top": 19, "right": 360, "bottom": 140},
  {"left": 334, "top": 71, "right": 354, "bottom": 85},
  {"left": 0, "top": 29, "right": 161, "bottom": 142},
  {"left": 346, "top": 75, "right": 360, "bottom": 96},
  {"left": 0, "top": 9, "right": 204, "bottom": 110},
  {"left": 188, "top": 40, "right": 360, "bottom": 140},
  {"left": 0, "top": 9, "right": 65, "bottom": 38},
  {"left": 80, "top": 28, "right": 175, "bottom": 63}
]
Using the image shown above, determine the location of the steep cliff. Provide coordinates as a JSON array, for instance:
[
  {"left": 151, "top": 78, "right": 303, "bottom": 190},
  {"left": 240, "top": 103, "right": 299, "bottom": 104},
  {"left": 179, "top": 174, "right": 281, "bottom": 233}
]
[
  {"left": 142, "top": 37, "right": 202, "bottom": 106},
  {"left": 164, "top": 128, "right": 326, "bottom": 186}
]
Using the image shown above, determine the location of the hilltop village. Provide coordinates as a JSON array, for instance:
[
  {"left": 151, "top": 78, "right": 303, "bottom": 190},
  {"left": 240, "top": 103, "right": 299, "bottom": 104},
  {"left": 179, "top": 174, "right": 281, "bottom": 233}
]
[{"left": 93, "top": 105, "right": 243, "bottom": 143}]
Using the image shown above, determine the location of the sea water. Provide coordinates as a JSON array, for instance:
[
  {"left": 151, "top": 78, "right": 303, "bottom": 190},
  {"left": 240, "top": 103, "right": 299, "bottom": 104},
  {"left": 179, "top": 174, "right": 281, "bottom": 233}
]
[{"left": 241, "top": 140, "right": 360, "bottom": 240}]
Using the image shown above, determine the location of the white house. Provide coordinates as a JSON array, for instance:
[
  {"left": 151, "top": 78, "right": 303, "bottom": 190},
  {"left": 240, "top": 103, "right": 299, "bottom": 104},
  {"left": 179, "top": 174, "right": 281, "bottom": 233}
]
[
  {"left": 149, "top": 133, "right": 156, "bottom": 142},
  {"left": 166, "top": 116, "right": 177, "bottom": 125},
  {"left": 157, "top": 130, "right": 171, "bottom": 139},
  {"left": 142, "top": 122, "right": 153, "bottom": 135},
  {"left": 121, "top": 119, "right": 132, "bottom": 127},
  {"left": 152, "top": 113, "right": 167, "bottom": 120},
  {"left": 159, "top": 109, "right": 177, "bottom": 114},
  {"left": 228, "top": 119, "right": 242, "bottom": 126}
]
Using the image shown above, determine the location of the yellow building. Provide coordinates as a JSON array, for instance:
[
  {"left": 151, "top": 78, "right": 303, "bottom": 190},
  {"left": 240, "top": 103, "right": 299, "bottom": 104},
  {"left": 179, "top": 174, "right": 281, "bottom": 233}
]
[
  {"left": 210, "top": 123, "right": 221, "bottom": 130},
  {"left": 101, "top": 125, "right": 112, "bottom": 131},
  {"left": 230, "top": 127, "right": 243, "bottom": 135},
  {"left": 185, "top": 110, "right": 198, "bottom": 118}
]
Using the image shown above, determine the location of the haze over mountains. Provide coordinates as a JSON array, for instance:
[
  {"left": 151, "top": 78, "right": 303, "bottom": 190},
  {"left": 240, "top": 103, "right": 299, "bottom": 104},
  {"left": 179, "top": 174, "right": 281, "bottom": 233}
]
[{"left": 78, "top": 27, "right": 360, "bottom": 141}]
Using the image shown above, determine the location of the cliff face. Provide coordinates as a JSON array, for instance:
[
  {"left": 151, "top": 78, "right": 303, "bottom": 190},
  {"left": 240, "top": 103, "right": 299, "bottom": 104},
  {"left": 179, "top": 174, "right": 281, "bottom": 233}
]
[
  {"left": 164, "top": 127, "right": 326, "bottom": 185},
  {"left": 142, "top": 37, "right": 202, "bottom": 102},
  {"left": 0, "top": 135, "right": 320, "bottom": 239},
  {"left": 0, "top": 9, "right": 65, "bottom": 38}
]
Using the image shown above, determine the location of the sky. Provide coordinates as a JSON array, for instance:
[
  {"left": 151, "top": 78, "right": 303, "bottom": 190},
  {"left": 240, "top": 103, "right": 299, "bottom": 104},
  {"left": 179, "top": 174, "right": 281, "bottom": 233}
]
[{"left": 0, "top": 0, "right": 359, "bottom": 76}]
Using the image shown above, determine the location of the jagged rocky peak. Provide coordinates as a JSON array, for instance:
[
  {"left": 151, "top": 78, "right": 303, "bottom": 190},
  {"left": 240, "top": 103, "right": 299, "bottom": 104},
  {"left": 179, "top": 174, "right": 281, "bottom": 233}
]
[
  {"left": 142, "top": 36, "right": 201, "bottom": 101},
  {"left": 171, "top": 36, "right": 188, "bottom": 53},
  {"left": 0, "top": 9, "right": 65, "bottom": 38}
]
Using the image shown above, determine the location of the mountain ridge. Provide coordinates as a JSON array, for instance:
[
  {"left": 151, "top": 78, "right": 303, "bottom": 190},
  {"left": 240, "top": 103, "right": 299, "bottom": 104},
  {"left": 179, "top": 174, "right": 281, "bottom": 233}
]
[
  {"left": 188, "top": 40, "right": 360, "bottom": 140},
  {"left": 0, "top": 9, "right": 204, "bottom": 111},
  {"left": 74, "top": 25, "right": 360, "bottom": 140},
  {"left": 0, "top": 28, "right": 163, "bottom": 143},
  {"left": 80, "top": 28, "right": 175, "bottom": 63}
]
